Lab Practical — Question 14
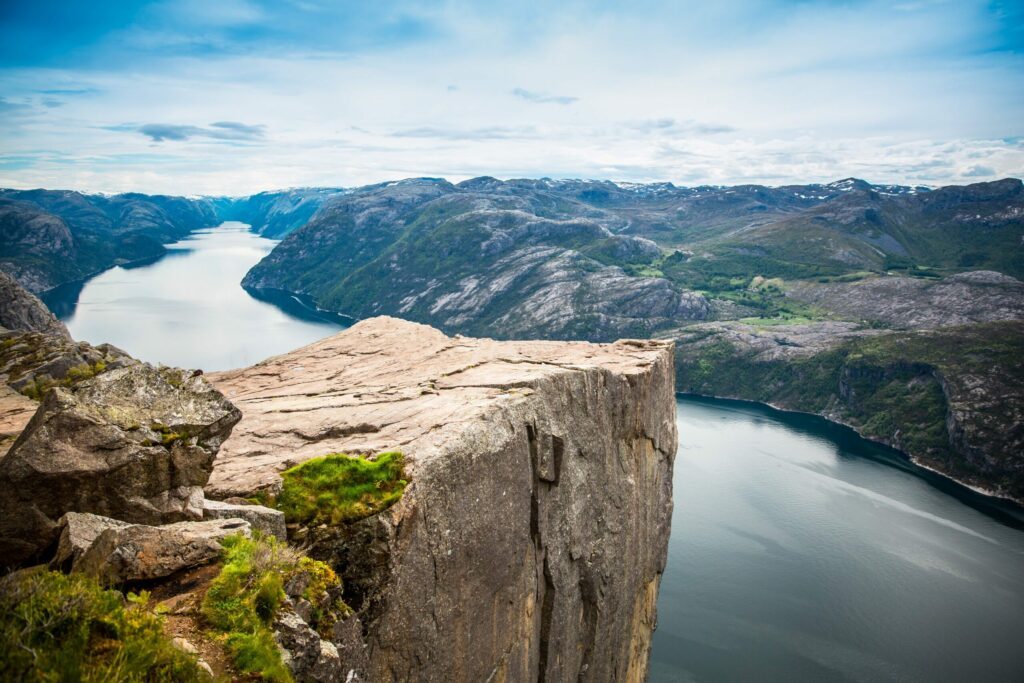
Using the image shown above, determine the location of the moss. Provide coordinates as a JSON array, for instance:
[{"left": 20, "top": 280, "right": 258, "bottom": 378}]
[
  {"left": 274, "top": 452, "right": 407, "bottom": 526},
  {"left": 0, "top": 570, "right": 203, "bottom": 682},
  {"left": 201, "top": 534, "right": 346, "bottom": 682},
  {"left": 17, "top": 360, "right": 111, "bottom": 402}
]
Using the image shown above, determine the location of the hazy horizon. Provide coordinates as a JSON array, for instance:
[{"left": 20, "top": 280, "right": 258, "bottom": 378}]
[
  {"left": 2, "top": 1, "right": 1023, "bottom": 195},
  {"left": 4, "top": 173, "right": 1024, "bottom": 200}
]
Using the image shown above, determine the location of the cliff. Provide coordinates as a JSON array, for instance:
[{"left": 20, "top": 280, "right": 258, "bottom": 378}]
[
  {"left": 207, "top": 316, "right": 677, "bottom": 681},
  {"left": 671, "top": 319, "right": 1024, "bottom": 502}
]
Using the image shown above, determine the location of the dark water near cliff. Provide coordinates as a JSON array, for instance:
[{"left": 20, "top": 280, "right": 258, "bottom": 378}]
[
  {"left": 650, "top": 396, "right": 1024, "bottom": 682},
  {"left": 42, "top": 223, "right": 1024, "bottom": 681},
  {"left": 42, "top": 222, "right": 345, "bottom": 370}
]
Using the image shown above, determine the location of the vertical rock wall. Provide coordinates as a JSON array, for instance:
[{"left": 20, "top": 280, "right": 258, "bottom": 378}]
[{"left": 208, "top": 317, "right": 677, "bottom": 681}]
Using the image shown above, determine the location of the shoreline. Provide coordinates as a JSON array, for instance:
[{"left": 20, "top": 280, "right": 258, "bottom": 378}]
[{"left": 678, "top": 390, "right": 1024, "bottom": 510}]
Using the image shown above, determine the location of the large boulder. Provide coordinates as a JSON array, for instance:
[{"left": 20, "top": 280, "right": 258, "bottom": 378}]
[
  {"left": 0, "top": 362, "right": 241, "bottom": 568},
  {"left": 74, "top": 517, "right": 251, "bottom": 584}
]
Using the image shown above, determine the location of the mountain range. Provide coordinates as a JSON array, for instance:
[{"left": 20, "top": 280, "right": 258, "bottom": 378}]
[{"left": 1, "top": 176, "right": 1022, "bottom": 500}]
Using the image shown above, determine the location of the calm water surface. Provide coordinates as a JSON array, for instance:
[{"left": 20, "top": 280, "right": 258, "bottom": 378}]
[
  {"left": 41, "top": 222, "right": 1024, "bottom": 681},
  {"left": 42, "top": 222, "right": 345, "bottom": 370},
  {"left": 650, "top": 396, "right": 1024, "bottom": 682}
]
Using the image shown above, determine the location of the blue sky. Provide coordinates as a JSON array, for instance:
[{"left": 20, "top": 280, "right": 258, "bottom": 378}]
[{"left": 0, "top": 0, "right": 1022, "bottom": 194}]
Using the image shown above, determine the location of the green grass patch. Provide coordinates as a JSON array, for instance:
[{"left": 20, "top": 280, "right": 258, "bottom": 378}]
[
  {"left": 275, "top": 452, "right": 407, "bottom": 526},
  {"left": 0, "top": 570, "right": 203, "bottom": 682},
  {"left": 201, "top": 534, "right": 347, "bottom": 683}
]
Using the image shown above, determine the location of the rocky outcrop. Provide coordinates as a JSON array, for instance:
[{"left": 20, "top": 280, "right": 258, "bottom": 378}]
[
  {"left": 787, "top": 271, "right": 1024, "bottom": 329},
  {"left": 208, "top": 316, "right": 677, "bottom": 682},
  {"left": 0, "top": 362, "right": 241, "bottom": 567},
  {"left": 0, "top": 270, "right": 70, "bottom": 338}
]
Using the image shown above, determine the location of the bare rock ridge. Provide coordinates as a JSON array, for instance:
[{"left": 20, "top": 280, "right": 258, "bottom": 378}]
[{"left": 208, "top": 316, "right": 677, "bottom": 682}]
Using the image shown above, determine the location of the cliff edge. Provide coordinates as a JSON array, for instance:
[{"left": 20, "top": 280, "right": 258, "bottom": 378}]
[{"left": 208, "top": 316, "right": 677, "bottom": 682}]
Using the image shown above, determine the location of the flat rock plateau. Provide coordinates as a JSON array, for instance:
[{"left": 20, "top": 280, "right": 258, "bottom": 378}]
[{"left": 208, "top": 316, "right": 677, "bottom": 682}]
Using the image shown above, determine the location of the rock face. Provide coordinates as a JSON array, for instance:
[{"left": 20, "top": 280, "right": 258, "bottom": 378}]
[
  {"left": 0, "top": 362, "right": 241, "bottom": 567},
  {"left": 787, "top": 271, "right": 1024, "bottom": 329},
  {"left": 208, "top": 316, "right": 677, "bottom": 682},
  {"left": 0, "top": 270, "right": 70, "bottom": 338}
]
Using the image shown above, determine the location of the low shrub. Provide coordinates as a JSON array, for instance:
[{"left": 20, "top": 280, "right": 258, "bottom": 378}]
[{"left": 0, "top": 569, "right": 203, "bottom": 682}]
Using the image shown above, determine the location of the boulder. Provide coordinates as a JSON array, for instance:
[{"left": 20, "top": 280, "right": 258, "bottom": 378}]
[
  {"left": 74, "top": 518, "right": 251, "bottom": 584},
  {"left": 203, "top": 498, "right": 287, "bottom": 540},
  {"left": 50, "top": 512, "right": 131, "bottom": 570},
  {"left": 0, "top": 362, "right": 241, "bottom": 568}
]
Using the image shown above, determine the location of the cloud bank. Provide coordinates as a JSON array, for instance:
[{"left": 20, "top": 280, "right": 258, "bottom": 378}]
[{"left": 0, "top": 0, "right": 1021, "bottom": 194}]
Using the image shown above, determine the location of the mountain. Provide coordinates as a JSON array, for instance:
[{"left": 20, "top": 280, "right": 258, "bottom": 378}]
[
  {"left": 242, "top": 176, "right": 1024, "bottom": 501},
  {"left": 0, "top": 189, "right": 218, "bottom": 292},
  {"left": 211, "top": 188, "right": 347, "bottom": 238},
  {"left": 243, "top": 178, "right": 712, "bottom": 341}
]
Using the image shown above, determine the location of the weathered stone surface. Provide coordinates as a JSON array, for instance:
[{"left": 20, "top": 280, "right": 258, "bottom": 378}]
[
  {"left": 0, "top": 385, "right": 35, "bottom": 458},
  {"left": 203, "top": 498, "right": 287, "bottom": 540},
  {"left": 74, "top": 518, "right": 250, "bottom": 584},
  {"left": 0, "top": 362, "right": 241, "bottom": 567},
  {"left": 0, "top": 270, "right": 70, "bottom": 339},
  {"left": 51, "top": 512, "right": 131, "bottom": 570},
  {"left": 787, "top": 270, "right": 1024, "bottom": 329},
  {"left": 275, "top": 609, "right": 343, "bottom": 683},
  {"left": 208, "top": 316, "right": 676, "bottom": 682}
]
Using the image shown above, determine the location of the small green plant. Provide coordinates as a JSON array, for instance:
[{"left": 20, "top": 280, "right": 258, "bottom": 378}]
[
  {"left": 201, "top": 534, "right": 347, "bottom": 683},
  {"left": 0, "top": 569, "right": 203, "bottom": 682},
  {"left": 276, "top": 452, "right": 407, "bottom": 526}
]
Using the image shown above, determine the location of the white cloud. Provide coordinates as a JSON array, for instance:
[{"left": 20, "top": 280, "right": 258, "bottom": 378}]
[{"left": 0, "top": 0, "right": 1020, "bottom": 193}]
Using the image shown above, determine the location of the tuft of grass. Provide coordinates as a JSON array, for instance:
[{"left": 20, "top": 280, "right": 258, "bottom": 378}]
[
  {"left": 275, "top": 452, "right": 407, "bottom": 526},
  {"left": 0, "top": 570, "right": 203, "bottom": 682},
  {"left": 201, "top": 534, "right": 347, "bottom": 683},
  {"left": 19, "top": 360, "right": 110, "bottom": 402}
]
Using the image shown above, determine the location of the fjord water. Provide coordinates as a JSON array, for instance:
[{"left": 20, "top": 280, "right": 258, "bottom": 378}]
[
  {"left": 43, "top": 222, "right": 345, "bottom": 370},
  {"left": 650, "top": 396, "right": 1024, "bottom": 682},
  {"left": 42, "top": 222, "right": 1024, "bottom": 681}
]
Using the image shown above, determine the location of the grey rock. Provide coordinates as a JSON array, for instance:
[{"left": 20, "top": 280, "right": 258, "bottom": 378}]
[
  {"left": 787, "top": 271, "right": 1024, "bottom": 329},
  {"left": 74, "top": 517, "right": 250, "bottom": 584},
  {"left": 274, "top": 608, "right": 342, "bottom": 683},
  {"left": 0, "top": 362, "right": 241, "bottom": 568},
  {"left": 0, "top": 271, "right": 70, "bottom": 339},
  {"left": 203, "top": 498, "right": 287, "bottom": 540},
  {"left": 208, "top": 317, "right": 676, "bottom": 682},
  {"left": 51, "top": 512, "right": 131, "bottom": 570}
]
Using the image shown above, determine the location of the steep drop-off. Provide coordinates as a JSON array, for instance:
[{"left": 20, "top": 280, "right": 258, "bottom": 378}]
[{"left": 208, "top": 316, "right": 677, "bottom": 682}]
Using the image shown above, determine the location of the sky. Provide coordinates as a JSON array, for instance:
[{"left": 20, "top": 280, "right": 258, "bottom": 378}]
[{"left": 0, "top": 0, "right": 1022, "bottom": 195}]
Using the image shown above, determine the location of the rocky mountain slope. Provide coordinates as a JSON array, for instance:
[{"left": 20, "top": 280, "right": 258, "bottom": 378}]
[
  {"left": 212, "top": 188, "right": 347, "bottom": 238},
  {"left": 669, "top": 320, "right": 1024, "bottom": 500},
  {"left": 0, "top": 189, "right": 217, "bottom": 291},
  {"left": 243, "top": 178, "right": 713, "bottom": 341},
  {"left": 207, "top": 316, "right": 676, "bottom": 682},
  {"left": 241, "top": 175, "right": 1023, "bottom": 502}
]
